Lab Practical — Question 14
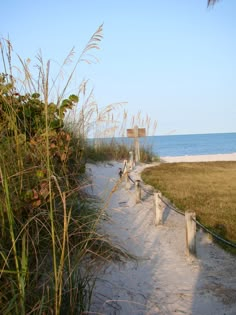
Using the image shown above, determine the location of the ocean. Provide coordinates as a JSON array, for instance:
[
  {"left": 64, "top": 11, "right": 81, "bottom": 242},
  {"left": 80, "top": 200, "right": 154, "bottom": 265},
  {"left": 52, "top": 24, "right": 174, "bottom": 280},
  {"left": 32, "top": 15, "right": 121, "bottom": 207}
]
[
  {"left": 141, "top": 133, "right": 236, "bottom": 157},
  {"left": 91, "top": 132, "right": 236, "bottom": 157}
]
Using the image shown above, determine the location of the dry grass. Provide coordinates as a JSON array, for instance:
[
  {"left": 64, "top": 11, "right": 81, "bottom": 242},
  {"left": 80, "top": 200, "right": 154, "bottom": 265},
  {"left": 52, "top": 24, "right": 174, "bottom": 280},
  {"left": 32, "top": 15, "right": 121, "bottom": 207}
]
[{"left": 141, "top": 161, "right": 236, "bottom": 245}]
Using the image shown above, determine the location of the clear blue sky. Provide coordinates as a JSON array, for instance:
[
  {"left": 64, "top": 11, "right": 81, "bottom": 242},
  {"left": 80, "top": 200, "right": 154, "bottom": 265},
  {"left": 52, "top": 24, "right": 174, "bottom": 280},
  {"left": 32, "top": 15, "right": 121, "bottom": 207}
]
[{"left": 1, "top": 0, "right": 236, "bottom": 135}]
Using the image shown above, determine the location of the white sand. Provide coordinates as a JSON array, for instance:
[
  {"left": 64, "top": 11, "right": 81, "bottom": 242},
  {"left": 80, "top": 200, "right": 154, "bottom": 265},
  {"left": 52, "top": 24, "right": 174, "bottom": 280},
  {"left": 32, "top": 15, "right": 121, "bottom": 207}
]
[
  {"left": 87, "top": 155, "right": 236, "bottom": 315},
  {"left": 162, "top": 152, "right": 236, "bottom": 163}
]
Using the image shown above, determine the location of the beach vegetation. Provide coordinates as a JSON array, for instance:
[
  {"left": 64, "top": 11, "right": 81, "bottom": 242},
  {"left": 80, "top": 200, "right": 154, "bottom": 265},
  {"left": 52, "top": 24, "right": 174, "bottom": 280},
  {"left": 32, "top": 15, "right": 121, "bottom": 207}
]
[
  {"left": 0, "top": 27, "right": 136, "bottom": 314},
  {"left": 83, "top": 108, "right": 158, "bottom": 163},
  {"left": 85, "top": 139, "right": 157, "bottom": 163},
  {"left": 142, "top": 161, "right": 236, "bottom": 253}
]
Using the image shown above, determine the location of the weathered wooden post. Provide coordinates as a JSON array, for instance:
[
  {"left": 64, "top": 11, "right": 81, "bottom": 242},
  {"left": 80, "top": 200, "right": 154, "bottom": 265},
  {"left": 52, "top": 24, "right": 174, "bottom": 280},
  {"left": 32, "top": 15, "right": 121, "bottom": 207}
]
[
  {"left": 135, "top": 180, "right": 141, "bottom": 203},
  {"left": 134, "top": 125, "right": 140, "bottom": 163},
  {"left": 123, "top": 160, "right": 130, "bottom": 189},
  {"left": 125, "top": 171, "right": 131, "bottom": 190},
  {"left": 154, "top": 192, "right": 163, "bottom": 225},
  {"left": 185, "top": 211, "right": 197, "bottom": 256},
  {"left": 123, "top": 159, "right": 127, "bottom": 171},
  {"left": 129, "top": 151, "right": 134, "bottom": 170}
]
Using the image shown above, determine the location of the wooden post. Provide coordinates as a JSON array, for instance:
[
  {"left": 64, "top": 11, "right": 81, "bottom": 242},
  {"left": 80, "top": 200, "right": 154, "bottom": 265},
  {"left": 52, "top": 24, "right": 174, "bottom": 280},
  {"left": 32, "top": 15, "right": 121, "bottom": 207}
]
[
  {"left": 185, "top": 211, "right": 197, "bottom": 256},
  {"left": 123, "top": 159, "right": 130, "bottom": 189},
  {"left": 154, "top": 192, "right": 163, "bottom": 225},
  {"left": 125, "top": 171, "right": 130, "bottom": 190},
  {"left": 123, "top": 159, "right": 127, "bottom": 172},
  {"left": 135, "top": 180, "right": 141, "bottom": 203},
  {"left": 134, "top": 125, "right": 140, "bottom": 163},
  {"left": 129, "top": 151, "right": 134, "bottom": 170}
]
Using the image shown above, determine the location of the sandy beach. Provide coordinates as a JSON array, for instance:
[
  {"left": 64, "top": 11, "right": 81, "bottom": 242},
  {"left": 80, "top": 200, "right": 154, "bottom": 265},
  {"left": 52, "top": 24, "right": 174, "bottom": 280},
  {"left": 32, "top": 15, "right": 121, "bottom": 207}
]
[
  {"left": 88, "top": 153, "right": 236, "bottom": 315},
  {"left": 161, "top": 152, "right": 236, "bottom": 163}
]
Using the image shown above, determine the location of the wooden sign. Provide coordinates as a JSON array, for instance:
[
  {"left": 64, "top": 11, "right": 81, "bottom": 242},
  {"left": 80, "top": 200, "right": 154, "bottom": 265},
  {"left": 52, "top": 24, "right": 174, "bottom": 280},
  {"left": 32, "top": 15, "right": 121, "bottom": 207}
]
[
  {"left": 126, "top": 126, "right": 146, "bottom": 163},
  {"left": 127, "top": 127, "right": 146, "bottom": 138}
]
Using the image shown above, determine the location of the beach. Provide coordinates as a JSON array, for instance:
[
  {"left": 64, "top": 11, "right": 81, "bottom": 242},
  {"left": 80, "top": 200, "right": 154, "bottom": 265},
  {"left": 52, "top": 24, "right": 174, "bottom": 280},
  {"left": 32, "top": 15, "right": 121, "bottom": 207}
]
[
  {"left": 161, "top": 152, "right": 236, "bottom": 163},
  {"left": 88, "top": 153, "right": 236, "bottom": 315}
]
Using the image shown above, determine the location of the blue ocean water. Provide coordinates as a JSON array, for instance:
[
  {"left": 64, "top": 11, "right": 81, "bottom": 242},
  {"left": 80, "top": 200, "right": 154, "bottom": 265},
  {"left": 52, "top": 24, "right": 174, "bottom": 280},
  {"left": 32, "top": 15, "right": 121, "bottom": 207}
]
[
  {"left": 141, "top": 133, "right": 236, "bottom": 157},
  {"left": 90, "top": 133, "right": 236, "bottom": 157}
]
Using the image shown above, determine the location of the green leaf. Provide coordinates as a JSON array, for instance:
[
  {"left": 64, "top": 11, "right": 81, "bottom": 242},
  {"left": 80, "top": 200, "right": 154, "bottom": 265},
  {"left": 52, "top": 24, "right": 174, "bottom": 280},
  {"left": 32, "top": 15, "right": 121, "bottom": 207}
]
[
  {"left": 50, "top": 119, "right": 63, "bottom": 129},
  {"left": 61, "top": 99, "right": 70, "bottom": 107},
  {"left": 48, "top": 103, "right": 57, "bottom": 114},
  {"left": 69, "top": 94, "right": 79, "bottom": 103},
  {"left": 31, "top": 93, "right": 40, "bottom": 99}
]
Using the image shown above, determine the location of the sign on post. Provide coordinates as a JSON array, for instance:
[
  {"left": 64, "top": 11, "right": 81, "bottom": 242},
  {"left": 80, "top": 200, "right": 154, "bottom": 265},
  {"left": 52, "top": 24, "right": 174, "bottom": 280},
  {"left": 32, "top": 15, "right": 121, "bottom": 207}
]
[
  {"left": 127, "top": 128, "right": 146, "bottom": 138},
  {"left": 127, "top": 126, "right": 146, "bottom": 163}
]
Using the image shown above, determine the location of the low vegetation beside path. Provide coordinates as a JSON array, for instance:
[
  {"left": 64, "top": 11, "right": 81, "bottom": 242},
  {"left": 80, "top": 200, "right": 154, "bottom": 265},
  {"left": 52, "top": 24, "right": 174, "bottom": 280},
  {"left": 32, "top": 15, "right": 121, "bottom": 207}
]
[{"left": 141, "top": 161, "right": 236, "bottom": 251}]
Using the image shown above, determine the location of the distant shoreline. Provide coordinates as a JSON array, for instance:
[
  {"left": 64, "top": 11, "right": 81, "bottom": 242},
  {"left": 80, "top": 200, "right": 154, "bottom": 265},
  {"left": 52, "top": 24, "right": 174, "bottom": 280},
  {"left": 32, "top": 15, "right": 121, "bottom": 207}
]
[
  {"left": 161, "top": 152, "right": 236, "bottom": 163},
  {"left": 156, "top": 131, "right": 236, "bottom": 137}
]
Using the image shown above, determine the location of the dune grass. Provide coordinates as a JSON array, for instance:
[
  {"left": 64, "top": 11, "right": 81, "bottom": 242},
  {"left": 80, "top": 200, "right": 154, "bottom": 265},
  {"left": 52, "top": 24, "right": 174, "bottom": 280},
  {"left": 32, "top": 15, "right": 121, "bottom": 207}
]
[
  {"left": 141, "top": 161, "right": 236, "bottom": 249},
  {"left": 0, "top": 28, "right": 137, "bottom": 314},
  {"left": 0, "top": 25, "right": 159, "bottom": 313},
  {"left": 85, "top": 139, "right": 156, "bottom": 163}
]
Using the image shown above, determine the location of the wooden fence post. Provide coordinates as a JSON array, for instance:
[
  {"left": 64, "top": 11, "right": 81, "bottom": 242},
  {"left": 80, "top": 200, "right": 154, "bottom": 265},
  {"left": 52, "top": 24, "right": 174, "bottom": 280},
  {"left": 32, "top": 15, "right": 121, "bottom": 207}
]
[
  {"left": 123, "top": 159, "right": 127, "bottom": 172},
  {"left": 125, "top": 171, "right": 130, "bottom": 190},
  {"left": 154, "top": 192, "right": 163, "bottom": 225},
  {"left": 134, "top": 125, "right": 140, "bottom": 163},
  {"left": 135, "top": 180, "right": 141, "bottom": 203},
  {"left": 123, "top": 160, "right": 130, "bottom": 189},
  {"left": 185, "top": 211, "right": 197, "bottom": 256},
  {"left": 129, "top": 151, "right": 134, "bottom": 170}
]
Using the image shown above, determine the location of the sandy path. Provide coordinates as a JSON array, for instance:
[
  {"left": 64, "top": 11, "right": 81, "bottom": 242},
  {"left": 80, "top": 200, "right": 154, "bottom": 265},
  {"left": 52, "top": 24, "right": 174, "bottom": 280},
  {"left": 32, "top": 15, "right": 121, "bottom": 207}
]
[{"left": 88, "top": 156, "right": 236, "bottom": 315}]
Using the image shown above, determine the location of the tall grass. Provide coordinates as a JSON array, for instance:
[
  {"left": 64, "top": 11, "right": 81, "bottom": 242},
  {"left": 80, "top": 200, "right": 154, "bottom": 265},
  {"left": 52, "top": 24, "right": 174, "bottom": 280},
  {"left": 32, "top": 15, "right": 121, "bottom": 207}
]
[
  {"left": 0, "top": 27, "right": 133, "bottom": 314},
  {"left": 0, "top": 23, "right": 159, "bottom": 313},
  {"left": 85, "top": 139, "right": 157, "bottom": 163}
]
